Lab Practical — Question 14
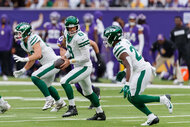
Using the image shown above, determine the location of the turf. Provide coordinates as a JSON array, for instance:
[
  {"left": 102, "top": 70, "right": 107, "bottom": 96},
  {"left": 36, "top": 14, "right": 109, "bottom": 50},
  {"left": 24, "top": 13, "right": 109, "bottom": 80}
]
[{"left": 0, "top": 82, "right": 190, "bottom": 127}]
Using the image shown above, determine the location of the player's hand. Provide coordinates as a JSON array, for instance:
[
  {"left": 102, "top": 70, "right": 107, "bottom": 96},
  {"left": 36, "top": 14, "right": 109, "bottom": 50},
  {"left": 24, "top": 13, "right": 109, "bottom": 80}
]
[
  {"left": 120, "top": 85, "right": 129, "bottom": 99},
  {"left": 13, "top": 68, "right": 26, "bottom": 78},
  {"left": 116, "top": 71, "right": 126, "bottom": 82},
  {"left": 13, "top": 54, "right": 29, "bottom": 62},
  {"left": 60, "top": 58, "right": 70, "bottom": 70}
]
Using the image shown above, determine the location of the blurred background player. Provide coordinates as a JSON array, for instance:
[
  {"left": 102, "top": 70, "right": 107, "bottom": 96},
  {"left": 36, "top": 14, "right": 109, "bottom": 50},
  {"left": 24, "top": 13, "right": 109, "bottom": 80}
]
[
  {"left": 170, "top": 16, "right": 190, "bottom": 85},
  {"left": 137, "top": 13, "right": 152, "bottom": 63},
  {"left": 103, "top": 25, "right": 173, "bottom": 126},
  {"left": 0, "top": 95, "right": 11, "bottom": 113},
  {"left": 43, "top": 11, "right": 63, "bottom": 55},
  {"left": 13, "top": 22, "right": 66, "bottom": 112},
  {"left": 124, "top": 13, "right": 144, "bottom": 55},
  {"left": 151, "top": 34, "right": 183, "bottom": 85},
  {"left": 0, "top": 14, "right": 13, "bottom": 80}
]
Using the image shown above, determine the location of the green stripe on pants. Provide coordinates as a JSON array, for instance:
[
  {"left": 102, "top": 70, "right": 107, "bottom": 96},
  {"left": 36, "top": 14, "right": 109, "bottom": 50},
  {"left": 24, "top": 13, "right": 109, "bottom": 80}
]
[
  {"left": 37, "top": 64, "right": 55, "bottom": 78},
  {"left": 65, "top": 67, "right": 88, "bottom": 84},
  {"left": 135, "top": 70, "right": 145, "bottom": 96}
]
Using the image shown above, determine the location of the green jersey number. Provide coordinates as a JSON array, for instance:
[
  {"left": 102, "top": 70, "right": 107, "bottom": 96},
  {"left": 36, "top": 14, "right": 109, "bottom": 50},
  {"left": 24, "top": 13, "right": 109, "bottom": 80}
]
[
  {"left": 78, "top": 32, "right": 84, "bottom": 36},
  {"left": 67, "top": 45, "right": 74, "bottom": 59},
  {"left": 129, "top": 46, "right": 142, "bottom": 61}
]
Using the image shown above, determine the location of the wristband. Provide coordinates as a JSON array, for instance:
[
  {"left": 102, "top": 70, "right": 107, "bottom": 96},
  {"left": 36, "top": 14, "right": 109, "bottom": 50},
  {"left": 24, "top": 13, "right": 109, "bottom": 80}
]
[
  {"left": 125, "top": 82, "right": 130, "bottom": 86},
  {"left": 69, "top": 59, "right": 76, "bottom": 64}
]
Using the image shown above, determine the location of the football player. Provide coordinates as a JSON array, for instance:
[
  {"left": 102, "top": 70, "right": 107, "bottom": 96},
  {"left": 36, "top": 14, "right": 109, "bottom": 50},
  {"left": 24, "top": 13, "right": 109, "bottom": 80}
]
[
  {"left": 57, "top": 35, "right": 101, "bottom": 110},
  {"left": 43, "top": 11, "right": 63, "bottom": 55},
  {"left": 0, "top": 95, "right": 11, "bottom": 113},
  {"left": 58, "top": 16, "right": 106, "bottom": 120},
  {"left": 103, "top": 25, "right": 173, "bottom": 126},
  {"left": 13, "top": 22, "right": 66, "bottom": 112},
  {"left": 124, "top": 13, "right": 144, "bottom": 55}
]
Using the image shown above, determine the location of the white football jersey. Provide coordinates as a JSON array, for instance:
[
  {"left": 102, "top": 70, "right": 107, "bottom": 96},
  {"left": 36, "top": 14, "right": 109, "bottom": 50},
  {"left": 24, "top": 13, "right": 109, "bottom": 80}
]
[
  {"left": 113, "top": 39, "right": 149, "bottom": 71},
  {"left": 64, "top": 30, "right": 92, "bottom": 67},
  {"left": 20, "top": 34, "right": 59, "bottom": 65}
]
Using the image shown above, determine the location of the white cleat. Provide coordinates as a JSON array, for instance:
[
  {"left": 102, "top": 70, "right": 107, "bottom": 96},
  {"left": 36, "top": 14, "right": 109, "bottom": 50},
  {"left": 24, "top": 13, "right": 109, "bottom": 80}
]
[
  {"left": 0, "top": 100, "right": 11, "bottom": 114},
  {"left": 42, "top": 98, "right": 54, "bottom": 111},
  {"left": 50, "top": 99, "right": 67, "bottom": 112},
  {"left": 160, "top": 94, "right": 173, "bottom": 114},
  {"left": 141, "top": 113, "right": 159, "bottom": 126}
]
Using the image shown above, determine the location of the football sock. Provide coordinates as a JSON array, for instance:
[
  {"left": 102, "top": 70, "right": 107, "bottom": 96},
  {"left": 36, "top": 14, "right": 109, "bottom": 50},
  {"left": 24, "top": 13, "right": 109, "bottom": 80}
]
[
  {"left": 69, "top": 99, "right": 75, "bottom": 106},
  {"left": 85, "top": 92, "right": 100, "bottom": 107},
  {"left": 48, "top": 86, "right": 60, "bottom": 101},
  {"left": 95, "top": 106, "right": 103, "bottom": 113},
  {"left": 127, "top": 95, "right": 159, "bottom": 116},
  {"left": 45, "top": 96, "right": 52, "bottom": 101},
  {"left": 0, "top": 96, "right": 1, "bottom": 98},
  {"left": 62, "top": 83, "right": 74, "bottom": 100},
  {"left": 31, "top": 76, "right": 50, "bottom": 97}
]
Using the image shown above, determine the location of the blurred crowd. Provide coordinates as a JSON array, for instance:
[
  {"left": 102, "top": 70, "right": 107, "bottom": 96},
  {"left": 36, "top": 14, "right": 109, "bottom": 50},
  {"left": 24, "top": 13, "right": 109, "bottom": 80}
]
[{"left": 0, "top": 0, "right": 190, "bottom": 8}]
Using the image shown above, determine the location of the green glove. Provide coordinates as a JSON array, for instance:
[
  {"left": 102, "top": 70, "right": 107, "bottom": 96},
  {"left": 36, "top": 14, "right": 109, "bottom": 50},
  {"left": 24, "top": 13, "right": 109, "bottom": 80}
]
[
  {"left": 116, "top": 71, "right": 126, "bottom": 82},
  {"left": 120, "top": 85, "right": 129, "bottom": 99}
]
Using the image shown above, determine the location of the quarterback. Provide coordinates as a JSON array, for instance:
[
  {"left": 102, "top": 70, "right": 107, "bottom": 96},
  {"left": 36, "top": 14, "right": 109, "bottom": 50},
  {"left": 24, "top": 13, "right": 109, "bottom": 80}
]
[
  {"left": 103, "top": 25, "right": 173, "bottom": 126},
  {"left": 58, "top": 16, "right": 106, "bottom": 120},
  {"left": 13, "top": 22, "right": 66, "bottom": 112}
]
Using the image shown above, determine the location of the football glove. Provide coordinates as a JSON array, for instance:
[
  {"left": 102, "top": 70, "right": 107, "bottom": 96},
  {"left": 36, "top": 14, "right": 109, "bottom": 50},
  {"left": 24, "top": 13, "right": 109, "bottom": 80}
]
[
  {"left": 116, "top": 71, "right": 126, "bottom": 82},
  {"left": 13, "top": 54, "right": 29, "bottom": 62},
  {"left": 96, "top": 53, "right": 103, "bottom": 67},
  {"left": 13, "top": 68, "right": 26, "bottom": 78},
  {"left": 120, "top": 85, "right": 129, "bottom": 99}
]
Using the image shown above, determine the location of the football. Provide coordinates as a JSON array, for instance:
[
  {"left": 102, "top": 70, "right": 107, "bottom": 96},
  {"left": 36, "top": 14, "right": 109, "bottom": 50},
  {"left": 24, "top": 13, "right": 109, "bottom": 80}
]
[{"left": 54, "top": 58, "right": 65, "bottom": 69}]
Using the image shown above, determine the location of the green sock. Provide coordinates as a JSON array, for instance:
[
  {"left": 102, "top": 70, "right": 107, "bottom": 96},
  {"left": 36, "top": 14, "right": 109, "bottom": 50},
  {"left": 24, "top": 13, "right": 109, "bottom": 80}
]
[
  {"left": 85, "top": 92, "right": 100, "bottom": 107},
  {"left": 31, "top": 76, "right": 50, "bottom": 97},
  {"left": 127, "top": 95, "right": 158, "bottom": 116},
  {"left": 134, "top": 95, "right": 160, "bottom": 103},
  {"left": 48, "top": 86, "right": 60, "bottom": 101},
  {"left": 62, "top": 83, "right": 74, "bottom": 100},
  {"left": 0, "top": 96, "right": 1, "bottom": 98}
]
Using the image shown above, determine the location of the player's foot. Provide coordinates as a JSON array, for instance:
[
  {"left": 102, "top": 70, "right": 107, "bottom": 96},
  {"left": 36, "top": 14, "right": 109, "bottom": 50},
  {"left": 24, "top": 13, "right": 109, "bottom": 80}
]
[
  {"left": 42, "top": 98, "right": 54, "bottom": 111},
  {"left": 0, "top": 100, "right": 11, "bottom": 114},
  {"left": 87, "top": 111, "right": 106, "bottom": 120},
  {"left": 160, "top": 94, "right": 173, "bottom": 114},
  {"left": 62, "top": 105, "right": 78, "bottom": 117},
  {"left": 50, "top": 99, "right": 67, "bottom": 112},
  {"left": 88, "top": 103, "right": 94, "bottom": 109},
  {"left": 141, "top": 113, "right": 159, "bottom": 126}
]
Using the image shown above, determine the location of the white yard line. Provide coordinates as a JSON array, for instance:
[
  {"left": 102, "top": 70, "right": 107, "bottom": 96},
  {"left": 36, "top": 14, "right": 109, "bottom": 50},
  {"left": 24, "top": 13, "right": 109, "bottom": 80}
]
[
  {"left": 168, "top": 121, "right": 190, "bottom": 124},
  {"left": 0, "top": 81, "right": 190, "bottom": 89}
]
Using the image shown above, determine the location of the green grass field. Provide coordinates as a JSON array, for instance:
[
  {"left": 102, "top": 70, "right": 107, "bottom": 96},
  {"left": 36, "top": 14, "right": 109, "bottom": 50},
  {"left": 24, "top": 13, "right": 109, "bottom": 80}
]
[{"left": 0, "top": 79, "right": 190, "bottom": 127}]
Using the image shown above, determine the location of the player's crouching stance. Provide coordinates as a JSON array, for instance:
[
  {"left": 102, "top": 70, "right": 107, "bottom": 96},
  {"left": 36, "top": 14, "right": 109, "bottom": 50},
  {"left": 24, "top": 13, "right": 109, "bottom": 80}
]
[
  {"left": 0, "top": 96, "right": 11, "bottom": 113},
  {"left": 59, "top": 16, "right": 106, "bottom": 120},
  {"left": 103, "top": 26, "right": 173, "bottom": 126},
  {"left": 13, "top": 22, "right": 66, "bottom": 112}
]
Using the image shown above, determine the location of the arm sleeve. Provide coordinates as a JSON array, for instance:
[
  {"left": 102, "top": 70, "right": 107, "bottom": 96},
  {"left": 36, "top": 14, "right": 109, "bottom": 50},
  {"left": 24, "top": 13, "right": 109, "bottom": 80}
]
[{"left": 138, "top": 33, "right": 144, "bottom": 55}]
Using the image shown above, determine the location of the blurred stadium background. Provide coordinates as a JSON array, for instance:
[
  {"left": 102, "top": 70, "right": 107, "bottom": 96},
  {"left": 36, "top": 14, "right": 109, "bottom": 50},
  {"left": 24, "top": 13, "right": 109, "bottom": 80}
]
[{"left": 0, "top": 0, "right": 190, "bottom": 127}]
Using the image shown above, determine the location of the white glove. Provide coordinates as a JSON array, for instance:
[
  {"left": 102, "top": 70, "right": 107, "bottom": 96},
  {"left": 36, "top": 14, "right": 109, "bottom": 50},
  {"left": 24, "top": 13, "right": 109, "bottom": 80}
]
[
  {"left": 13, "top": 54, "right": 29, "bottom": 62},
  {"left": 13, "top": 68, "right": 27, "bottom": 78},
  {"left": 151, "top": 66, "right": 157, "bottom": 76}
]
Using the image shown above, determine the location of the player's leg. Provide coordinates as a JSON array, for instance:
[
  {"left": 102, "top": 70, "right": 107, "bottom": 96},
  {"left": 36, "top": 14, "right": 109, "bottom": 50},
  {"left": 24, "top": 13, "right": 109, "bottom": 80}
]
[
  {"left": 0, "top": 96, "right": 11, "bottom": 114},
  {"left": 43, "top": 75, "right": 66, "bottom": 112},
  {"left": 128, "top": 66, "right": 172, "bottom": 126},
  {"left": 60, "top": 67, "right": 90, "bottom": 117},
  {"left": 78, "top": 76, "right": 106, "bottom": 120},
  {"left": 31, "top": 63, "right": 61, "bottom": 110},
  {"left": 74, "top": 83, "right": 100, "bottom": 109}
]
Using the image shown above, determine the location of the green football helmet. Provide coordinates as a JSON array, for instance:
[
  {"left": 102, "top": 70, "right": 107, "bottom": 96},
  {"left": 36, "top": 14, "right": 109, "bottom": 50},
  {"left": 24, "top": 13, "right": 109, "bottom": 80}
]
[
  {"left": 64, "top": 16, "right": 80, "bottom": 36},
  {"left": 103, "top": 25, "right": 123, "bottom": 47},
  {"left": 14, "top": 22, "right": 32, "bottom": 41}
]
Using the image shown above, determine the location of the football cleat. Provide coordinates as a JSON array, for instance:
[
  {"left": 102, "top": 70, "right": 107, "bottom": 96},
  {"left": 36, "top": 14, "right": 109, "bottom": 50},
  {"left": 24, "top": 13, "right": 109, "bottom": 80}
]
[
  {"left": 87, "top": 111, "right": 106, "bottom": 120},
  {"left": 160, "top": 94, "right": 173, "bottom": 114},
  {"left": 62, "top": 105, "right": 78, "bottom": 117},
  {"left": 50, "top": 99, "right": 67, "bottom": 112},
  {"left": 42, "top": 98, "right": 54, "bottom": 111},
  {"left": 0, "top": 100, "right": 11, "bottom": 114},
  {"left": 141, "top": 114, "right": 159, "bottom": 126}
]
